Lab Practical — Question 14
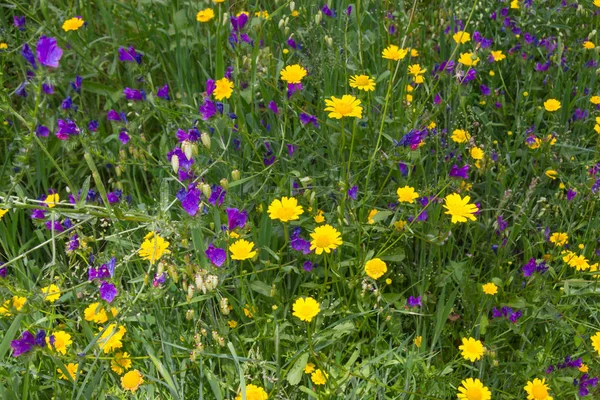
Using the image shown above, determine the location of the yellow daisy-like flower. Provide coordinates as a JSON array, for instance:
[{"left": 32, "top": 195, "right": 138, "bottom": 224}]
[
  {"left": 292, "top": 297, "right": 320, "bottom": 322},
  {"left": 111, "top": 352, "right": 132, "bottom": 375},
  {"left": 382, "top": 44, "right": 408, "bottom": 61},
  {"left": 228, "top": 320, "right": 238, "bottom": 328},
  {"left": 58, "top": 363, "right": 79, "bottom": 381},
  {"left": 451, "top": 129, "right": 471, "bottom": 143},
  {"left": 396, "top": 186, "right": 419, "bottom": 203},
  {"left": 408, "top": 64, "right": 426, "bottom": 77},
  {"left": 458, "top": 337, "right": 484, "bottom": 362},
  {"left": 309, "top": 224, "right": 343, "bottom": 255},
  {"left": 0, "top": 296, "right": 27, "bottom": 316},
  {"left": 414, "top": 336, "right": 423, "bottom": 347},
  {"left": 544, "top": 169, "right": 558, "bottom": 180},
  {"left": 41, "top": 284, "right": 61, "bottom": 303},
  {"left": 47, "top": 331, "right": 73, "bottom": 355},
  {"left": 524, "top": 378, "right": 553, "bottom": 400},
  {"left": 367, "top": 209, "right": 378, "bottom": 224},
  {"left": 45, "top": 193, "right": 60, "bottom": 208},
  {"left": 255, "top": 10, "right": 270, "bottom": 19},
  {"left": 229, "top": 239, "right": 257, "bottom": 260},
  {"left": 311, "top": 369, "right": 328, "bottom": 385},
  {"left": 457, "top": 378, "right": 491, "bottom": 400},
  {"left": 324, "top": 95, "right": 363, "bottom": 119},
  {"left": 196, "top": 8, "right": 215, "bottom": 22},
  {"left": 579, "top": 363, "right": 590, "bottom": 373},
  {"left": 490, "top": 50, "right": 506, "bottom": 61},
  {"left": 280, "top": 64, "right": 307, "bottom": 83},
  {"left": 349, "top": 74, "right": 375, "bottom": 91},
  {"left": 0, "top": 209, "right": 8, "bottom": 219},
  {"left": 364, "top": 258, "right": 387, "bottom": 280},
  {"left": 482, "top": 282, "right": 498, "bottom": 295},
  {"left": 235, "top": 384, "right": 268, "bottom": 400},
  {"left": 584, "top": 41, "right": 595, "bottom": 49},
  {"left": 267, "top": 197, "right": 303, "bottom": 222},
  {"left": 470, "top": 147, "right": 484, "bottom": 160},
  {"left": 591, "top": 96, "right": 600, "bottom": 105},
  {"left": 213, "top": 78, "right": 234, "bottom": 101},
  {"left": 549, "top": 232, "right": 568, "bottom": 246},
  {"left": 314, "top": 210, "right": 325, "bottom": 223},
  {"left": 443, "top": 193, "right": 478, "bottom": 223},
  {"left": 121, "top": 369, "right": 144, "bottom": 393},
  {"left": 84, "top": 302, "right": 118, "bottom": 324},
  {"left": 511, "top": 0, "right": 520, "bottom": 8},
  {"left": 98, "top": 324, "right": 127, "bottom": 354},
  {"left": 568, "top": 254, "right": 590, "bottom": 271},
  {"left": 304, "top": 362, "right": 315, "bottom": 374},
  {"left": 453, "top": 31, "right": 471, "bottom": 44},
  {"left": 62, "top": 17, "right": 84, "bottom": 32},
  {"left": 458, "top": 52, "right": 480, "bottom": 67},
  {"left": 543, "top": 99, "right": 561, "bottom": 112},
  {"left": 592, "top": 331, "right": 600, "bottom": 355},
  {"left": 595, "top": 0, "right": 600, "bottom": 7},
  {"left": 0, "top": 43, "right": 7, "bottom": 50},
  {"left": 139, "top": 231, "right": 170, "bottom": 264}
]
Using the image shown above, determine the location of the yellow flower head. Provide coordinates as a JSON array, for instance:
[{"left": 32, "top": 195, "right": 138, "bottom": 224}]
[
  {"left": 121, "top": 369, "right": 144, "bottom": 393},
  {"left": 292, "top": 296, "right": 320, "bottom": 322},
  {"left": 62, "top": 17, "right": 84, "bottom": 32},
  {"left": 280, "top": 64, "right": 308, "bottom": 84},
  {"left": 408, "top": 64, "right": 426, "bottom": 76},
  {"left": 543, "top": 99, "right": 561, "bottom": 112},
  {"left": 579, "top": 363, "right": 589, "bottom": 373},
  {"left": 591, "top": 95, "right": 600, "bottom": 105},
  {"left": 549, "top": 232, "right": 568, "bottom": 246},
  {"left": 41, "top": 284, "right": 61, "bottom": 303},
  {"left": 58, "top": 363, "right": 79, "bottom": 381},
  {"left": 111, "top": 352, "right": 132, "bottom": 375},
  {"left": 524, "top": 378, "right": 553, "bottom": 400},
  {"left": 304, "top": 362, "right": 315, "bottom": 374},
  {"left": 0, "top": 43, "right": 7, "bottom": 50},
  {"left": 584, "top": 41, "right": 595, "bottom": 49},
  {"left": 367, "top": 209, "right": 378, "bottom": 224},
  {"left": 490, "top": 50, "right": 506, "bottom": 61},
  {"left": 213, "top": 78, "right": 234, "bottom": 101},
  {"left": 228, "top": 320, "right": 238, "bottom": 328},
  {"left": 139, "top": 231, "right": 170, "bottom": 264},
  {"left": 544, "top": 169, "right": 558, "bottom": 180},
  {"left": 229, "top": 239, "right": 257, "bottom": 260},
  {"left": 396, "top": 186, "right": 419, "bottom": 203},
  {"left": 268, "top": 197, "right": 303, "bottom": 222},
  {"left": 443, "top": 193, "right": 478, "bottom": 223},
  {"left": 0, "top": 296, "right": 27, "bottom": 316},
  {"left": 98, "top": 324, "right": 127, "bottom": 354},
  {"left": 382, "top": 45, "right": 408, "bottom": 61},
  {"left": 592, "top": 331, "right": 600, "bottom": 355},
  {"left": 595, "top": 0, "right": 600, "bottom": 7},
  {"left": 84, "top": 302, "right": 118, "bottom": 324},
  {"left": 511, "top": 0, "right": 520, "bottom": 8},
  {"left": 364, "top": 258, "right": 387, "bottom": 280},
  {"left": 453, "top": 31, "right": 471, "bottom": 44},
  {"left": 324, "top": 95, "right": 363, "bottom": 119},
  {"left": 314, "top": 210, "right": 325, "bottom": 224},
  {"left": 311, "top": 369, "right": 328, "bottom": 385},
  {"left": 470, "top": 147, "right": 484, "bottom": 160},
  {"left": 451, "top": 129, "right": 471, "bottom": 144},
  {"left": 309, "top": 224, "right": 343, "bottom": 255},
  {"left": 235, "top": 384, "right": 268, "bottom": 400},
  {"left": 482, "top": 282, "right": 498, "bottom": 295},
  {"left": 47, "top": 331, "right": 73, "bottom": 355},
  {"left": 458, "top": 52, "right": 480, "bottom": 66},
  {"left": 349, "top": 74, "right": 376, "bottom": 91},
  {"left": 45, "top": 193, "right": 60, "bottom": 208},
  {"left": 414, "top": 336, "right": 423, "bottom": 347},
  {"left": 0, "top": 209, "right": 7, "bottom": 219},
  {"left": 196, "top": 8, "right": 215, "bottom": 22},
  {"left": 457, "top": 378, "right": 491, "bottom": 400},
  {"left": 458, "top": 337, "right": 484, "bottom": 362}
]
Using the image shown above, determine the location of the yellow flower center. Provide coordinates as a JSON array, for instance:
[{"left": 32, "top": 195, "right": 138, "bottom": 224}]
[
  {"left": 466, "top": 387, "right": 482, "bottom": 400},
  {"left": 532, "top": 385, "right": 548, "bottom": 399},
  {"left": 314, "top": 233, "right": 333, "bottom": 248},
  {"left": 335, "top": 102, "right": 354, "bottom": 115},
  {"left": 355, "top": 76, "right": 370, "bottom": 86}
]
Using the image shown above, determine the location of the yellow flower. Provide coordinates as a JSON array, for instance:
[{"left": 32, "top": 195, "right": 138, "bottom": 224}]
[
  {"left": 365, "top": 258, "right": 387, "bottom": 280},
  {"left": 414, "top": 336, "right": 423, "bottom": 348},
  {"left": 0, "top": 296, "right": 27, "bottom": 316},
  {"left": 470, "top": 147, "right": 484, "bottom": 160},
  {"left": 451, "top": 129, "right": 471, "bottom": 144},
  {"left": 490, "top": 50, "right": 506, "bottom": 61},
  {"left": 47, "top": 331, "right": 73, "bottom": 355},
  {"left": 443, "top": 193, "right": 478, "bottom": 223},
  {"left": 62, "top": 17, "right": 84, "bottom": 32},
  {"left": 482, "top": 282, "right": 498, "bottom": 295},
  {"left": 549, "top": 232, "right": 568, "bottom": 246},
  {"left": 396, "top": 186, "right": 419, "bottom": 203},
  {"left": 584, "top": 41, "right": 595, "bottom": 49},
  {"left": 453, "top": 31, "right": 471, "bottom": 44},
  {"left": 291, "top": 10, "right": 299, "bottom": 17},
  {"left": 591, "top": 96, "right": 600, "bottom": 105},
  {"left": 0, "top": 209, "right": 6, "bottom": 219},
  {"left": 595, "top": 0, "right": 600, "bottom": 7},
  {"left": 292, "top": 297, "right": 320, "bottom": 322},
  {"left": 543, "top": 99, "right": 561, "bottom": 112},
  {"left": 235, "top": 384, "right": 268, "bottom": 400},
  {"left": 524, "top": 378, "right": 553, "bottom": 400},
  {"left": 280, "top": 64, "right": 308, "bottom": 84},
  {"left": 0, "top": 43, "right": 7, "bottom": 50},
  {"left": 58, "top": 363, "right": 79, "bottom": 381},
  {"left": 229, "top": 239, "right": 257, "bottom": 260},
  {"left": 98, "top": 324, "right": 127, "bottom": 354},
  {"left": 511, "top": 0, "right": 520, "bottom": 8},
  {"left": 457, "top": 378, "right": 491, "bottom": 400},
  {"left": 459, "top": 337, "right": 484, "bottom": 362},
  {"left": 213, "top": 78, "right": 234, "bottom": 101},
  {"left": 268, "top": 196, "right": 303, "bottom": 222},
  {"left": 567, "top": 254, "right": 590, "bottom": 271},
  {"left": 84, "top": 302, "right": 118, "bottom": 324},
  {"left": 309, "top": 224, "right": 343, "bottom": 255},
  {"left": 196, "top": 8, "right": 215, "bottom": 22},
  {"left": 228, "top": 320, "right": 238, "bottom": 328},
  {"left": 592, "top": 331, "right": 600, "bottom": 355},
  {"left": 213, "top": 0, "right": 225, "bottom": 2},
  {"left": 579, "top": 363, "right": 590, "bottom": 373},
  {"left": 255, "top": 10, "right": 269, "bottom": 19},
  {"left": 139, "top": 231, "right": 170, "bottom": 264},
  {"left": 311, "top": 369, "right": 328, "bottom": 385},
  {"left": 121, "top": 369, "right": 144, "bottom": 393},
  {"left": 45, "top": 193, "right": 60, "bottom": 208},
  {"left": 382, "top": 44, "right": 408, "bottom": 61},
  {"left": 41, "top": 284, "right": 61, "bottom": 303},
  {"left": 394, "top": 220, "right": 407, "bottom": 230},
  {"left": 282, "top": 49, "right": 289, "bottom": 54},
  {"left": 489, "top": 70, "right": 495, "bottom": 76},
  {"left": 544, "top": 169, "right": 558, "bottom": 180},
  {"left": 349, "top": 74, "right": 375, "bottom": 91},
  {"left": 243, "top": 304, "right": 257, "bottom": 318},
  {"left": 111, "top": 352, "right": 132, "bottom": 375},
  {"left": 408, "top": 64, "right": 426, "bottom": 77},
  {"left": 304, "top": 362, "right": 315, "bottom": 374},
  {"left": 367, "top": 209, "right": 378, "bottom": 224},
  {"left": 410, "top": 48, "right": 419, "bottom": 57},
  {"left": 324, "top": 95, "right": 363, "bottom": 119},
  {"left": 314, "top": 210, "right": 325, "bottom": 223},
  {"left": 458, "top": 52, "right": 480, "bottom": 66}
]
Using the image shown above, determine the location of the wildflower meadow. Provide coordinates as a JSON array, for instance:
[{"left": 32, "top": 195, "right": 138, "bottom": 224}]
[{"left": 2, "top": 0, "right": 600, "bottom": 398}]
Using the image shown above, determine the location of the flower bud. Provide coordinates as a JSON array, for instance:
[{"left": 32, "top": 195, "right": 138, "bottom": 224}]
[
  {"left": 220, "top": 297, "right": 230, "bottom": 315},
  {"left": 201, "top": 183, "right": 212, "bottom": 198},
  {"left": 315, "top": 11, "right": 322, "bottom": 24},
  {"left": 201, "top": 132, "right": 211, "bottom": 149},
  {"left": 186, "top": 309, "right": 194, "bottom": 320},
  {"left": 187, "top": 284, "right": 195, "bottom": 301},
  {"left": 231, "top": 169, "right": 241, "bottom": 181},
  {"left": 290, "top": 1, "right": 295, "bottom": 12},
  {"left": 589, "top": 30, "right": 597, "bottom": 40},
  {"left": 278, "top": 18, "right": 285, "bottom": 29},
  {"left": 220, "top": 178, "right": 229, "bottom": 190}
]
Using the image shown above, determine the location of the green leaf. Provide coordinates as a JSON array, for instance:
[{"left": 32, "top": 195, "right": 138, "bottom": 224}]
[{"left": 286, "top": 353, "right": 309, "bottom": 386}]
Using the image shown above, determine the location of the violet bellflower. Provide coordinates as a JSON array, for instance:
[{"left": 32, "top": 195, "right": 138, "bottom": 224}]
[
  {"left": 176, "top": 184, "right": 202, "bottom": 216},
  {"left": 21, "top": 44, "right": 37, "bottom": 69},
  {"left": 226, "top": 208, "right": 247, "bottom": 230},
  {"left": 118, "top": 46, "right": 143, "bottom": 64},
  {"left": 99, "top": 281, "right": 118, "bottom": 303},
  {"left": 36, "top": 36, "right": 63, "bottom": 68},
  {"left": 205, "top": 243, "right": 227, "bottom": 267}
]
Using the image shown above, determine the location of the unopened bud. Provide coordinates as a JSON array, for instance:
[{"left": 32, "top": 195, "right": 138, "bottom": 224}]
[
  {"left": 231, "top": 169, "right": 241, "bottom": 181},
  {"left": 187, "top": 284, "right": 195, "bottom": 300},
  {"left": 220, "top": 178, "right": 229, "bottom": 190},
  {"left": 589, "top": 30, "right": 597, "bottom": 40},
  {"left": 220, "top": 297, "right": 230, "bottom": 315},
  {"left": 201, "top": 132, "right": 211, "bottom": 149},
  {"left": 278, "top": 18, "right": 285, "bottom": 29},
  {"left": 315, "top": 11, "right": 322, "bottom": 24},
  {"left": 201, "top": 183, "right": 212, "bottom": 198},
  {"left": 186, "top": 309, "right": 194, "bottom": 320},
  {"left": 290, "top": 1, "right": 295, "bottom": 12}
]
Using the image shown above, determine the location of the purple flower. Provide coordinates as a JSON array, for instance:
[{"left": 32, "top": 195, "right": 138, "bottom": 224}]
[
  {"left": 480, "top": 84, "right": 491, "bottom": 96},
  {"left": 205, "top": 243, "right": 227, "bottom": 267},
  {"left": 45, "top": 221, "right": 64, "bottom": 232},
  {"left": 56, "top": 119, "right": 80, "bottom": 140},
  {"left": 208, "top": 185, "right": 226, "bottom": 206},
  {"left": 42, "top": 83, "right": 54, "bottom": 94},
  {"left": 157, "top": 84, "right": 170, "bottom": 100},
  {"left": 99, "top": 281, "right": 118, "bottom": 303},
  {"left": 118, "top": 46, "right": 142, "bottom": 64},
  {"left": 287, "top": 83, "right": 303, "bottom": 97},
  {"left": 62, "top": 96, "right": 73, "bottom": 109},
  {"left": 36, "top": 36, "right": 63, "bottom": 68},
  {"left": 226, "top": 208, "right": 247, "bottom": 230},
  {"left": 31, "top": 209, "right": 46, "bottom": 219},
  {"left": 299, "top": 113, "right": 319, "bottom": 128},
  {"left": 577, "top": 374, "right": 599, "bottom": 396},
  {"left": 70, "top": 75, "right": 82, "bottom": 93},
  {"left": 287, "top": 37, "right": 297, "bottom": 49},
  {"left": 287, "top": 144, "right": 296, "bottom": 157},
  {"left": 21, "top": 44, "right": 37, "bottom": 69},
  {"left": 11, "top": 331, "right": 35, "bottom": 357},
  {"left": 206, "top": 79, "right": 216, "bottom": 96},
  {"left": 67, "top": 234, "right": 80, "bottom": 251},
  {"left": 291, "top": 237, "right": 311, "bottom": 255},
  {"left": 434, "top": 93, "right": 442, "bottom": 105},
  {"left": 322, "top": 4, "right": 336, "bottom": 17},
  {"left": 407, "top": 296, "right": 422, "bottom": 307},
  {"left": 449, "top": 164, "right": 469, "bottom": 179},
  {"left": 177, "top": 185, "right": 202, "bottom": 216},
  {"left": 567, "top": 189, "right": 577, "bottom": 201},
  {"left": 0, "top": 264, "right": 6, "bottom": 278},
  {"left": 496, "top": 216, "right": 508, "bottom": 232},
  {"left": 118, "top": 130, "right": 130, "bottom": 145},
  {"left": 15, "top": 82, "right": 28, "bottom": 97},
  {"left": 348, "top": 185, "right": 358, "bottom": 200},
  {"left": 268, "top": 100, "right": 279, "bottom": 114},
  {"left": 200, "top": 98, "right": 217, "bottom": 120},
  {"left": 14, "top": 16, "right": 26, "bottom": 30},
  {"left": 123, "top": 87, "right": 145, "bottom": 101},
  {"left": 302, "top": 261, "right": 314, "bottom": 272},
  {"left": 36, "top": 125, "right": 49, "bottom": 137},
  {"left": 230, "top": 14, "right": 248, "bottom": 32},
  {"left": 508, "top": 310, "right": 522, "bottom": 323},
  {"left": 88, "top": 120, "right": 99, "bottom": 132},
  {"left": 153, "top": 273, "right": 166, "bottom": 287}
]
